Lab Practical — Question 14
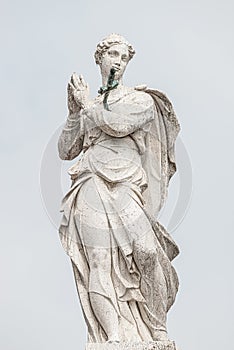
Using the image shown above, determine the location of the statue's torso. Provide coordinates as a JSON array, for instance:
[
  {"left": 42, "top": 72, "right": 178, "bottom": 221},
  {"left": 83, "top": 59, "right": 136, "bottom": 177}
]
[{"left": 69, "top": 87, "right": 153, "bottom": 187}]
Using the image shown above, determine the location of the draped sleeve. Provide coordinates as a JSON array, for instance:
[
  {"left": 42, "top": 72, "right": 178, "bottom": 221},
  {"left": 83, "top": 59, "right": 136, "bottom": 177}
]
[
  {"left": 58, "top": 111, "right": 85, "bottom": 160},
  {"left": 137, "top": 87, "right": 181, "bottom": 218},
  {"left": 58, "top": 107, "right": 99, "bottom": 161}
]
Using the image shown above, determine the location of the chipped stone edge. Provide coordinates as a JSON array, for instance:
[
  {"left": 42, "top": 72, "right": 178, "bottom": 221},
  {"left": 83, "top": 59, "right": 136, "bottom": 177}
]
[{"left": 85, "top": 340, "right": 178, "bottom": 350}]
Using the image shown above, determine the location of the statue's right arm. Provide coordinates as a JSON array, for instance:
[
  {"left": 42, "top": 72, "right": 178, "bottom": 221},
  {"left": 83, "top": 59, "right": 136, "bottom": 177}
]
[
  {"left": 58, "top": 110, "right": 85, "bottom": 160},
  {"left": 58, "top": 73, "right": 90, "bottom": 160}
]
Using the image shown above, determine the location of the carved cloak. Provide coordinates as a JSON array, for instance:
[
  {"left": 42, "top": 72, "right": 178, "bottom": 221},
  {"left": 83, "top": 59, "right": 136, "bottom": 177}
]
[{"left": 58, "top": 87, "right": 180, "bottom": 342}]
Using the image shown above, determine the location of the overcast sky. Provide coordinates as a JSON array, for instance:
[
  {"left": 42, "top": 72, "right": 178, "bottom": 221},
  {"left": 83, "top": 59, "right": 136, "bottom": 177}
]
[{"left": 1, "top": 0, "right": 234, "bottom": 349}]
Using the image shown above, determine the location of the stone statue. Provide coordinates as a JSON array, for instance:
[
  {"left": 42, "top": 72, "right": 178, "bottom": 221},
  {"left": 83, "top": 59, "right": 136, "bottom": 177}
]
[{"left": 58, "top": 34, "right": 181, "bottom": 349}]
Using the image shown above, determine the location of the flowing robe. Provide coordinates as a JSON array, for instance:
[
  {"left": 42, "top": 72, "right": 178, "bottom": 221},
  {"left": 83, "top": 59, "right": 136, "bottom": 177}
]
[{"left": 58, "top": 86, "right": 180, "bottom": 342}]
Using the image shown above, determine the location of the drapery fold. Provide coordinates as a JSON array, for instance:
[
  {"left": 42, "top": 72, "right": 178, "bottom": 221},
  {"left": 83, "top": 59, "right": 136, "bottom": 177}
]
[{"left": 58, "top": 87, "right": 180, "bottom": 342}]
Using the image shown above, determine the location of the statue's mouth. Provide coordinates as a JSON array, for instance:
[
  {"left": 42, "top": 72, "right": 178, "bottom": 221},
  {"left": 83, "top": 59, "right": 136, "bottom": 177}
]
[{"left": 112, "top": 65, "right": 121, "bottom": 71}]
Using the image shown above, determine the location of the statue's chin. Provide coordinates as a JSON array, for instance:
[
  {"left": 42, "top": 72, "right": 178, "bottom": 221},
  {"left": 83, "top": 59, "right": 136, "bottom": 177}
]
[{"left": 115, "top": 73, "right": 123, "bottom": 80}]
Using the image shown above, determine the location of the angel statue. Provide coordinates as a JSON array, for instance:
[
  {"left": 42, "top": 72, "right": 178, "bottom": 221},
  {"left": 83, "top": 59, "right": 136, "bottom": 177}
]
[{"left": 58, "top": 33, "right": 181, "bottom": 349}]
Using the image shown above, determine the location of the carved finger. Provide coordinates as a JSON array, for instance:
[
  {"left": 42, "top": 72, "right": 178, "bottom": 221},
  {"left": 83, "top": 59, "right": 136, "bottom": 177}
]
[
  {"left": 67, "top": 83, "right": 73, "bottom": 92},
  {"left": 79, "top": 74, "right": 87, "bottom": 88},
  {"left": 71, "top": 74, "right": 78, "bottom": 89},
  {"left": 72, "top": 72, "right": 81, "bottom": 89},
  {"left": 78, "top": 75, "right": 86, "bottom": 90},
  {"left": 68, "top": 81, "right": 76, "bottom": 91}
]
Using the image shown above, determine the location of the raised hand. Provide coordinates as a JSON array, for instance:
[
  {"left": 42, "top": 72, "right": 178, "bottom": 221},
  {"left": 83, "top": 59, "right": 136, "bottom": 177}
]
[{"left": 67, "top": 72, "right": 90, "bottom": 113}]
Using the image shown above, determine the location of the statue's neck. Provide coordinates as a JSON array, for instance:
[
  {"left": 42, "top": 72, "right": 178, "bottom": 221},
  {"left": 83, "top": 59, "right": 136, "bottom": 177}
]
[{"left": 102, "top": 76, "right": 123, "bottom": 87}]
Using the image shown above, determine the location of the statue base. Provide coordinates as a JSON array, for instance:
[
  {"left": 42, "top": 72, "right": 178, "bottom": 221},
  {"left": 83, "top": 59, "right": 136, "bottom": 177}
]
[{"left": 86, "top": 341, "right": 178, "bottom": 350}]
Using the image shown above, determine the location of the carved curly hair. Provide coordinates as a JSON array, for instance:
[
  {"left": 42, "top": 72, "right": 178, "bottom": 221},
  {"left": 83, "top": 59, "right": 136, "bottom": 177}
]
[{"left": 94, "top": 33, "right": 136, "bottom": 65}]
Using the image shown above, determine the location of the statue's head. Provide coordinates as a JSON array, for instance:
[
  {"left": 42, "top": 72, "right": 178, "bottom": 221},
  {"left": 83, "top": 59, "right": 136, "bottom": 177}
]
[{"left": 94, "top": 34, "right": 135, "bottom": 81}]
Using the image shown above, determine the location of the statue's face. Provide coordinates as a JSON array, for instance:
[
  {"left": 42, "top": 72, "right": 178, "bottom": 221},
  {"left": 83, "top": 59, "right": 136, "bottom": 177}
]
[{"left": 100, "top": 43, "right": 130, "bottom": 81}]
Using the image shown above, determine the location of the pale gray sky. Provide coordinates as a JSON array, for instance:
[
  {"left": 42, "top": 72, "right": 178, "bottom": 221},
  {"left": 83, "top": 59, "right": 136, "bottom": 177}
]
[{"left": 1, "top": 0, "right": 234, "bottom": 349}]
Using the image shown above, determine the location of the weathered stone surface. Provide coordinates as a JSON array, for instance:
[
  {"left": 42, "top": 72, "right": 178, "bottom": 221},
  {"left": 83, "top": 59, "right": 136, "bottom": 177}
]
[
  {"left": 86, "top": 341, "right": 177, "bottom": 350},
  {"left": 58, "top": 33, "right": 181, "bottom": 343}
]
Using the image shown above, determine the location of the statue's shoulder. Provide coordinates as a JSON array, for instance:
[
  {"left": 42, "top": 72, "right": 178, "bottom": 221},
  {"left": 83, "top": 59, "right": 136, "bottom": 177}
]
[
  {"left": 133, "top": 85, "right": 180, "bottom": 132},
  {"left": 134, "top": 85, "right": 175, "bottom": 112},
  {"left": 126, "top": 85, "right": 154, "bottom": 106}
]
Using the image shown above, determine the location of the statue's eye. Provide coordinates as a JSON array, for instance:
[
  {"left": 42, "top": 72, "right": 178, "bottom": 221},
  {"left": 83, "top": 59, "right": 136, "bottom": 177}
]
[{"left": 108, "top": 50, "right": 119, "bottom": 57}]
